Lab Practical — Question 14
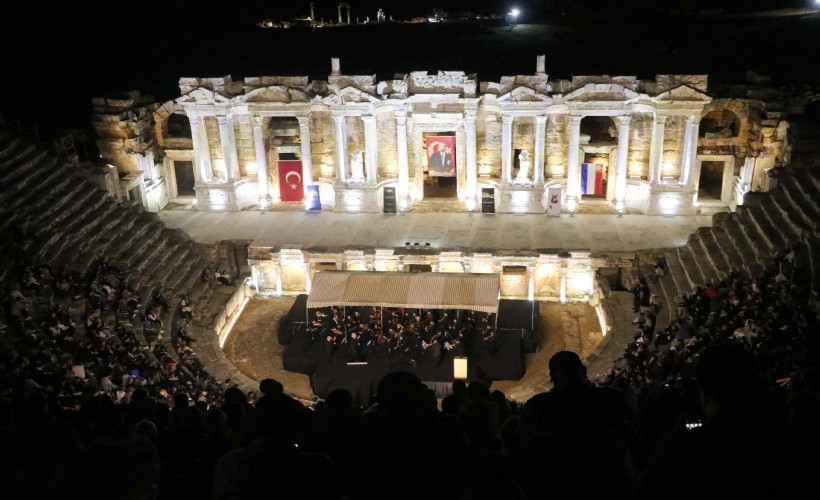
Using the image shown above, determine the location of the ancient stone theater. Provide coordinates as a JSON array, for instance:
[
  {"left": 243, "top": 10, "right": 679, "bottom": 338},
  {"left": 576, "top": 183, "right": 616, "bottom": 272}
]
[{"left": 93, "top": 56, "right": 788, "bottom": 217}]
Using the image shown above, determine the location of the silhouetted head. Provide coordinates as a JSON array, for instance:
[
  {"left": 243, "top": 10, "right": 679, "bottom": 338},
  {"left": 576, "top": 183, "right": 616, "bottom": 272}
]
[
  {"left": 696, "top": 343, "right": 760, "bottom": 417},
  {"left": 259, "top": 378, "right": 284, "bottom": 397},
  {"left": 376, "top": 370, "right": 425, "bottom": 414},
  {"left": 548, "top": 351, "right": 587, "bottom": 388}
]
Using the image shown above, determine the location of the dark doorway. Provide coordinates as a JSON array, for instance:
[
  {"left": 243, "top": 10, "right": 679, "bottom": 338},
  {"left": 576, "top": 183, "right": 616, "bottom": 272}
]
[
  {"left": 407, "top": 264, "right": 432, "bottom": 273},
  {"left": 698, "top": 161, "right": 724, "bottom": 200},
  {"left": 174, "top": 160, "right": 196, "bottom": 197}
]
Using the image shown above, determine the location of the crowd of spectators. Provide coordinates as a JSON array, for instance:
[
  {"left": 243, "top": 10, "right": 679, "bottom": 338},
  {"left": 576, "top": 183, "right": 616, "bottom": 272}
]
[
  {"left": 2, "top": 231, "right": 820, "bottom": 498},
  {"left": 307, "top": 305, "right": 499, "bottom": 364}
]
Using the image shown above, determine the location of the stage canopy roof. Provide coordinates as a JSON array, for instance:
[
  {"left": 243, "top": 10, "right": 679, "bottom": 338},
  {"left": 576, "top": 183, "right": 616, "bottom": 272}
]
[{"left": 307, "top": 271, "right": 501, "bottom": 314}]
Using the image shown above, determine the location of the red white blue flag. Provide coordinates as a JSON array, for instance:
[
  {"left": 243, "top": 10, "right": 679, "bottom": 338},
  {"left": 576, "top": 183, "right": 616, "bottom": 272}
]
[{"left": 580, "top": 163, "right": 604, "bottom": 195}]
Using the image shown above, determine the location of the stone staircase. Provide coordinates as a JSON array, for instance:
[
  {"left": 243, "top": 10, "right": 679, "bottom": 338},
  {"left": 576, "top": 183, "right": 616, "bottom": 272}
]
[
  {"left": 640, "top": 167, "right": 820, "bottom": 333},
  {"left": 0, "top": 132, "right": 256, "bottom": 393}
]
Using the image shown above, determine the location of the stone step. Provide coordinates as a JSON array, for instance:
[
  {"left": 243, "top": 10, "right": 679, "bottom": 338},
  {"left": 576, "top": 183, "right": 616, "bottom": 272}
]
[
  {"left": 733, "top": 211, "right": 772, "bottom": 259},
  {"left": 708, "top": 227, "right": 745, "bottom": 275},
  {"left": 664, "top": 249, "right": 693, "bottom": 294},
  {"left": 105, "top": 217, "right": 159, "bottom": 264},
  {"left": 777, "top": 177, "right": 820, "bottom": 231},
  {"left": 677, "top": 246, "right": 705, "bottom": 289},
  {"left": 144, "top": 241, "right": 192, "bottom": 288},
  {"left": 745, "top": 205, "right": 785, "bottom": 252},
  {"left": 757, "top": 195, "right": 803, "bottom": 244},
  {"left": 696, "top": 227, "right": 731, "bottom": 278},
  {"left": 36, "top": 189, "right": 108, "bottom": 240},
  {"left": 2, "top": 156, "right": 60, "bottom": 202},
  {"left": 790, "top": 169, "right": 820, "bottom": 201},
  {"left": 180, "top": 261, "right": 213, "bottom": 302},
  {"left": 687, "top": 235, "right": 719, "bottom": 285},
  {"left": 0, "top": 136, "right": 24, "bottom": 159},
  {"left": 805, "top": 238, "right": 820, "bottom": 300},
  {"left": 5, "top": 167, "right": 77, "bottom": 224},
  {"left": 719, "top": 216, "right": 762, "bottom": 267},
  {"left": 26, "top": 183, "right": 97, "bottom": 231},
  {"left": 1, "top": 149, "right": 51, "bottom": 188},
  {"left": 769, "top": 190, "right": 812, "bottom": 235},
  {"left": 0, "top": 143, "right": 38, "bottom": 176},
  {"left": 131, "top": 233, "right": 173, "bottom": 275},
  {"left": 57, "top": 206, "right": 130, "bottom": 269},
  {"left": 118, "top": 223, "right": 167, "bottom": 271},
  {"left": 0, "top": 161, "right": 61, "bottom": 211}
]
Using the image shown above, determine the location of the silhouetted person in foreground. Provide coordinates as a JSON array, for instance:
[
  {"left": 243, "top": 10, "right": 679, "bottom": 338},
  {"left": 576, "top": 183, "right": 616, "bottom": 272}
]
[
  {"left": 635, "top": 343, "right": 820, "bottom": 500},
  {"left": 517, "top": 351, "right": 641, "bottom": 500}
]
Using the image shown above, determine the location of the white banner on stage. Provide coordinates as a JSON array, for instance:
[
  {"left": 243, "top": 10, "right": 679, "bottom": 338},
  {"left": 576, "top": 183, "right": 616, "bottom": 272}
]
[{"left": 546, "top": 186, "right": 562, "bottom": 216}]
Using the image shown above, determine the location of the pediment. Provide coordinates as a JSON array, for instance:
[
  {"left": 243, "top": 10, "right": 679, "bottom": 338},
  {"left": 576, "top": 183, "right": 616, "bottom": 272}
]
[
  {"left": 323, "top": 85, "right": 381, "bottom": 105},
  {"left": 498, "top": 86, "right": 552, "bottom": 103},
  {"left": 177, "top": 87, "right": 232, "bottom": 104},
  {"left": 564, "top": 83, "right": 640, "bottom": 102},
  {"left": 654, "top": 84, "right": 712, "bottom": 102},
  {"left": 243, "top": 85, "right": 311, "bottom": 103}
]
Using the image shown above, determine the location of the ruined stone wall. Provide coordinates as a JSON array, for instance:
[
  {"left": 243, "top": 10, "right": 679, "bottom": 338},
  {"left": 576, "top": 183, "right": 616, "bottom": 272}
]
[
  {"left": 478, "top": 110, "right": 502, "bottom": 177},
  {"left": 234, "top": 115, "right": 255, "bottom": 177},
  {"left": 663, "top": 116, "right": 686, "bottom": 179},
  {"left": 546, "top": 114, "right": 566, "bottom": 178},
  {"left": 512, "top": 116, "right": 535, "bottom": 160},
  {"left": 346, "top": 116, "right": 365, "bottom": 159},
  {"left": 92, "top": 91, "right": 156, "bottom": 174},
  {"left": 628, "top": 113, "right": 653, "bottom": 179},
  {"left": 310, "top": 111, "right": 335, "bottom": 179},
  {"left": 205, "top": 117, "right": 224, "bottom": 178},
  {"left": 376, "top": 107, "right": 398, "bottom": 178}
]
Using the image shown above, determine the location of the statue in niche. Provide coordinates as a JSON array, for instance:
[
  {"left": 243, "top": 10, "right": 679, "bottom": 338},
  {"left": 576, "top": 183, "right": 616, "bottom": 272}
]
[
  {"left": 350, "top": 150, "right": 365, "bottom": 182},
  {"left": 516, "top": 150, "right": 531, "bottom": 182}
]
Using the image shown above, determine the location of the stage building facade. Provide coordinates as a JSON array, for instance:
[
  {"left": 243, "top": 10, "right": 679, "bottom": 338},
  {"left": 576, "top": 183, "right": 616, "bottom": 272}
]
[{"left": 92, "top": 56, "right": 790, "bottom": 216}]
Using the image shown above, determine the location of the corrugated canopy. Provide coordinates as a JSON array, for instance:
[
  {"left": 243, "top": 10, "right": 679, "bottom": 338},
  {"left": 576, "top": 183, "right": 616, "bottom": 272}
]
[{"left": 307, "top": 271, "right": 501, "bottom": 314}]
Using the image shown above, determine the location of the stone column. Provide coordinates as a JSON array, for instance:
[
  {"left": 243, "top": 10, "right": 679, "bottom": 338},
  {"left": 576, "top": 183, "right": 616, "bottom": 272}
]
[
  {"left": 648, "top": 114, "right": 667, "bottom": 185},
  {"left": 501, "top": 114, "right": 513, "bottom": 184},
  {"left": 332, "top": 114, "right": 348, "bottom": 182},
  {"left": 395, "top": 107, "right": 410, "bottom": 207},
  {"left": 252, "top": 116, "right": 271, "bottom": 207},
  {"left": 297, "top": 116, "right": 314, "bottom": 193},
  {"left": 465, "top": 108, "right": 478, "bottom": 208},
  {"left": 274, "top": 261, "right": 283, "bottom": 296},
  {"left": 614, "top": 115, "right": 632, "bottom": 206},
  {"left": 362, "top": 114, "right": 378, "bottom": 184},
  {"left": 527, "top": 265, "right": 535, "bottom": 301},
  {"left": 305, "top": 265, "right": 312, "bottom": 294},
  {"left": 218, "top": 115, "right": 240, "bottom": 182},
  {"left": 680, "top": 114, "right": 700, "bottom": 186},
  {"left": 188, "top": 113, "right": 213, "bottom": 182},
  {"left": 534, "top": 115, "right": 547, "bottom": 184},
  {"left": 566, "top": 115, "right": 583, "bottom": 203}
]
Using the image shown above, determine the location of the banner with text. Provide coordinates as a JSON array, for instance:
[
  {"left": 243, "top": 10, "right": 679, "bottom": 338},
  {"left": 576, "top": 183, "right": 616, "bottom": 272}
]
[
  {"left": 278, "top": 160, "right": 304, "bottom": 201},
  {"left": 305, "top": 185, "right": 321, "bottom": 211},
  {"left": 481, "top": 187, "right": 495, "bottom": 213},
  {"left": 383, "top": 187, "right": 397, "bottom": 213},
  {"left": 546, "top": 186, "right": 562, "bottom": 216}
]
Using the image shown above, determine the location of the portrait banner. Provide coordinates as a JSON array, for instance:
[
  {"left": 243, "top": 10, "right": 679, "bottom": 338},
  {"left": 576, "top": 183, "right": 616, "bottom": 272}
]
[
  {"left": 426, "top": 135, "right": 456, "bottom": 177},
  {"left": 278, "top": 160, "right": 304, "bottom": 202}
]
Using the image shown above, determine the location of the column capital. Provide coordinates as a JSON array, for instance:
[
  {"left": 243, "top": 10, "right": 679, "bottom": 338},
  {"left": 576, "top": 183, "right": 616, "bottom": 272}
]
[
  {"left": 464, "top": 109, "right": 478, "bottom": 122},
  {"left": 686, "top": 113, "right": 698, "bottom": 124},
  {"left": 536, "top": 114, "right": 548, "bottom": 125},
  {"left": 252, "top": 116, "right": 264, "bottom": 128},
  {"left": 217, "top": 115, "right": 233, "bottom": 126},
  {"left": 655, "top": 114, "right": 668, "bottom": 125},
  {"left": 502, "top": 114, "right": 514, "bottom": 125},
  {"left": 296, "top": 115, "right": 310, "bottom": 127},
  {"left": 569, "top": 115, "right": 583, "bottom": 127},
  {"left": 361, "top": 114, "right": 375, "bottom": 124},
  {"left": 616, "top": 115, "right": 632, "bottom": 127},
  {"left": 331, "top": 113, "right": 346, "bottom": 123},
  {"left": 187, "top": 112, "right": 200, "bottom": 125}
]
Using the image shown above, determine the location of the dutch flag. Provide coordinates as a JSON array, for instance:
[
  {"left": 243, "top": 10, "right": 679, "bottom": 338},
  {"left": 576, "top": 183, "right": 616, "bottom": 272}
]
[{"left": 580, "top": 163, "right": 604, "bottom": 195}]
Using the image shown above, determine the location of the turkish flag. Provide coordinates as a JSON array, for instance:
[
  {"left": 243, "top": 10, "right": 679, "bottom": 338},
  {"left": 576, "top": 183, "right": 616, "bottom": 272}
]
[{"left": 278, "top": 160, "right": 304, "bottom": 201}]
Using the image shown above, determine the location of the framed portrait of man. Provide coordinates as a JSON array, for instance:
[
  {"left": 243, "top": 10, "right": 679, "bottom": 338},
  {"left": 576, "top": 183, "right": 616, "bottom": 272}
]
[{"left": 426, "top": 135, "right": 456, "bottom": 177}]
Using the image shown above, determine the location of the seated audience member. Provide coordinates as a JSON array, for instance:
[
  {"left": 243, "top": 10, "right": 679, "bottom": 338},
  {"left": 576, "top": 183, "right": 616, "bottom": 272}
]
[
  {"left": 215, "top": 269, "right": 233, "bottom": 286},
  {"left": 635, "top": 343, "right": 820, "bottom": 500},
  {"left": 179, "top": 295, "right": 194, "bottom": 319}
]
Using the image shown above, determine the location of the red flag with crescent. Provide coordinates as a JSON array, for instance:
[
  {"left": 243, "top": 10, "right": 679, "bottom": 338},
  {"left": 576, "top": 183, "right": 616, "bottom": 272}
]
[{"left": 278, "top": 160, "right": 304, "bottom": 201}]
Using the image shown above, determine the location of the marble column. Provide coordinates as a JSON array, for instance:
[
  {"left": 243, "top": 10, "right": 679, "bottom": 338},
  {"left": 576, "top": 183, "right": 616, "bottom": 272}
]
[
  {"left": 332, "top": 114, "right": 348, "bottom": 182},
  {"left": 559, "top": 264, "right": 568, "bottom": 304},
  {"left": 680, "top": 114, "right": 700, "bottom": 186},
  {"left": 648, "top": 114, "right": 667, "bottom": 185},
  {"left": 534, "top": 115, "right": 547, "bottom": 184},
  {"left": 297, "top": 116, "right": 314, "bottom": 193},
  {"left": 566, "top": 115, "right": 583, "bottom": 203},
  {"left": 501, "top": 115, "right": 514, "bottom": 184},
  {"left": 465, "top": 109, "right": 478, "bottom": 208},
  {"left": 614, "top": 115, "right": 631, "bottom": 205},
  {"left": 217, "top": 115, "right": 240, "bottom": 182},
  {"left": 362, "top": 114, "right": 378, "bottom": 184},
  {"left": 252, "top": 116, "right": 271, "bottom": 207},
  {"left": 395, "top": 107, "right": 410, "bottom": 207},
  {"left": 188, "top": 113, "right": 213, "bottom": 182},
  {"left": 527, "top": 265, "right": 535, "bottom": 301}
]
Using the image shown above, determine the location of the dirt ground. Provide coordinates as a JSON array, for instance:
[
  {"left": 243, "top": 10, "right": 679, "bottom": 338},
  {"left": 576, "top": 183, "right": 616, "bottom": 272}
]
[{"left": 224, "top": 297, "right": 607, "bottom": 403}]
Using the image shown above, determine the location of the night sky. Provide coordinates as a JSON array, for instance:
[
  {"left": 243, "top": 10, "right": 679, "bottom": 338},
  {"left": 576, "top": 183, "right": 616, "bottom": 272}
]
[{"left": 1, "top": 1, "right": 818, "bottom": 140}]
